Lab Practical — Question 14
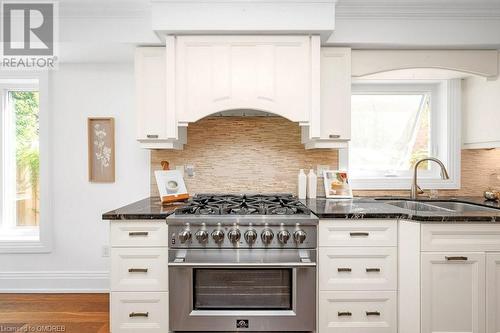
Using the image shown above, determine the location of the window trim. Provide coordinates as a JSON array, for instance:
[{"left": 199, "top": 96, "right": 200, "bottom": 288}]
[
  {"left": 0, "top": 72, "right": 52, "bottom": 253},
  {"left": 343, "top": 79, "right": 461, "bottom": 190}
]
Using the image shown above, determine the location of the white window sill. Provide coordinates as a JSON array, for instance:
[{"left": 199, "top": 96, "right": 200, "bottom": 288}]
[
  {"left": 350, "top": 176, "right": 460, "bottom": 190},
  {"left": 0, "top": 228, "right": 50, "bottom": 253}
]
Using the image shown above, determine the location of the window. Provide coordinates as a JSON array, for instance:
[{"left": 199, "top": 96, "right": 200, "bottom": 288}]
[
  {"left": 0, "top": 75, "right": 50, "bottom": 252},
  {"left": 344, "top": 80, "right": 461, "bottom": 190}
]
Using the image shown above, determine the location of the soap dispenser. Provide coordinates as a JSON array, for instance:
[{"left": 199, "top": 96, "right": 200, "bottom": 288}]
[
  {"left": 298, "top": 169, "right": 307, "bottom": 199},
  {"left": 307, "top": 169, "right": 317, "bottom": 199}
]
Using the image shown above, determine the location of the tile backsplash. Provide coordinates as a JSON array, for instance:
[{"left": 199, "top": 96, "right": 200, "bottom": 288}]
[
  {"left": 151, "top": 116, "right": 500, "bottom": 198},
  {"left": 151, "top": 117, "right": 338, "bottom": 196}
]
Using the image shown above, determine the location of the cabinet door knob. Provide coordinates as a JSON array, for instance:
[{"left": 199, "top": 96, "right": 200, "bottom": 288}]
[
  {"left": 366, "top": 311, "right": 381, "bottom": 316},
  {"left": 349, "top": 232, "right": 369, "bottom": 237},
  {"left": 129, "top": 312, "right": 149, "bottom": 318},
  {"left": 366, "top": 268, "right": 381, "bottom": 272},
  {"left": 146, "top": 134, "right": 159, "bottom": 139},
  {"left": 445, "top": 256, "right": 468, "bottom": 261},
  {"left": 338, "top": 311, "right": 352, "bottom": 317},
  {"left": 129, "top": 231, "right": 149, "bottom": 237},
  {"left": 329, "top": 134, "right": 341, "bottom": 139},
  {"left": 128, "top": 268, "right": 148, "bottom": 273}
]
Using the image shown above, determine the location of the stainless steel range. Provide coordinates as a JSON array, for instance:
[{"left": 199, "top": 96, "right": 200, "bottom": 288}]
[{"left": 167, "top": 194, "right": 318, "bottom": 332}]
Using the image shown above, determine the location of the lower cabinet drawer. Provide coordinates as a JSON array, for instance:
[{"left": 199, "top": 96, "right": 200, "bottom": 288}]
[
  {"left": 110, "top": 221, "right": 168, "bottom": 247},
  {"left": 421, "top": 224, "right": 500, "bottom": 252},
  {"left": 111, "top": 248, "right": 168, "bottom": 292},
  {"left": 319, "top": 247, "right": 397, "bottom": 291},
  {"left": 318, "top": 291, "right": 397, "bottom": 333},
  {"left": 110, "top": 292, "right": 168, "bottom": 333}
]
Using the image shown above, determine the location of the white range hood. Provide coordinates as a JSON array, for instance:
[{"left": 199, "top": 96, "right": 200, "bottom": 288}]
[{"left": 151, "top": 0, "right": 337, "bottom": 41}]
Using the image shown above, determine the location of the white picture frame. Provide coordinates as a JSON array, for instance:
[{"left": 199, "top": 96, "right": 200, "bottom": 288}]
[{"left": 323, "top": 170, "right": 353, "bottom": 199}]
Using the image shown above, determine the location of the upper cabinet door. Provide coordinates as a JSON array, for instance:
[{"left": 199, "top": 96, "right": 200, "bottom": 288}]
[
  {"left": 421, "top": 252, "right": 486, "bottom": 333},
  {"left": 318, "top": 47, "right": 351, "bottom": 140},
  {"left": 135, "top": 47, "right": 167, "bottom": 141},
  {"left": 175, "top": 36, "right": 316, "bottom": 124},
  {"left": 487, "top": 253, "right": 500, "bottom": 333}
]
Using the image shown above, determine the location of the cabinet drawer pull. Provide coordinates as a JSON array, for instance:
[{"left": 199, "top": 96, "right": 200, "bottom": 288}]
[
  {"left": 337, "top": 267, "right": 352, "bottom": 272},
  {"left": 349, "top": 232, "right": 369, "bottom": 237},
  {"left": 338, "top": 311, "right": 352, "bottom": 317},
  {"left": 366, "top": 311, "right": 381, "bottom": 316},
  {"left": 445, "top": 256, "right": 468, "bottom": 261},
  {"left": 128, "top": 268, "right": 148, "bottom": 273},
  {"left": 129, "top": 231, "right": 149, "bottom": 237},
  {"left": 146, "top": 134, "right": 159, "bottom": 139},
  {"left": 329, "top": 134, "right": 341, "bottom": 139},
  {"left": 129, "top": 312, "right": 149, "bottom": 318},
  {"left": 366, "top": 268, "right": 381, "bottom": 272}
]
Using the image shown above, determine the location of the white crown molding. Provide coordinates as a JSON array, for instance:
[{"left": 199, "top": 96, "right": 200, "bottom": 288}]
[
  {"left": 336, "top": 0, "right": 500, "bottom": 20},
  {"left": 0, "top": 271, "right": 109, "bottom": 292},
  {"left": 59, "top": 1, "right": 151, "bottom": 18}
]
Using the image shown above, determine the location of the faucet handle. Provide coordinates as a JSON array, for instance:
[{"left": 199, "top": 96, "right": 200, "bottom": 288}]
[{"left": 416, "top": 185, "right": 424, "bottom": 195}]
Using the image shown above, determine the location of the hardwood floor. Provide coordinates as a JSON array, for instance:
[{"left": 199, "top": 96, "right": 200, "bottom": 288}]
[{"left": 0, "top": 293, "right": 109, "bottom": 333}]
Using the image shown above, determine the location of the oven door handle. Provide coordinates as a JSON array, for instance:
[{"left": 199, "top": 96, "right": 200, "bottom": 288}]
[{"left": 168, "top": 262, "right": 316, "bottom": 268}]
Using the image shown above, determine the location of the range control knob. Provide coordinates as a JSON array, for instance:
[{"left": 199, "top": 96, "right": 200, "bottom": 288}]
[
  {"left": 178, "top": 229, "right": 192, "bottom": 243},
  {"left": 195, "top": 230, "right": 209, "bottom": 244},
  {"left": 277, "top": 230, "right": 291, "bottom": 244},
  {"left": 211, "top": 229, "right": 225, "bottom": 244},
  {"left": 244, "top": 229, "right": 258, "bottom": 244},
  {"left": 228, "top": 228, "right": 241, "bottom": 243},
  {"left": 261, "top": 229, "right": 274, "bottom": 244},
  {"left": 294, "top": 229, "right": 307, "bottom": 244}
]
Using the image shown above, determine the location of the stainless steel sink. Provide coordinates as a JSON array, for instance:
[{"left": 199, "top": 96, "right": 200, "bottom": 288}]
[
  {"left": 425, "top": 201, "right": 500, "bottom": 213},
  {"left": 378, "top": 198, "right": 500, "bottom": 213},
  {"left": 384, "top": 201, "right": 452, "bottom": 212}
]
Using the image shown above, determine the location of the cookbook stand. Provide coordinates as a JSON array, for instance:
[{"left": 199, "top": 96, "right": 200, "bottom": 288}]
[{"left": 155, "top": 161, "right": 190, "bottom": 204}]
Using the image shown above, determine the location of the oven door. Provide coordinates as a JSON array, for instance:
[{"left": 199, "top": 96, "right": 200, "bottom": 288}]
[{"left": 168, "top": 248, "right": 316, "bottom": 332}]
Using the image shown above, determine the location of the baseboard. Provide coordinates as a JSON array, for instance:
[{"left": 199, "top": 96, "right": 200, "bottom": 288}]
[{"left": 0, "top": 271, "right": 109, "bottom": 292}]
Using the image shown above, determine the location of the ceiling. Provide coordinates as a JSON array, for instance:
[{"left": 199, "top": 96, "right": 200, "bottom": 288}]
[{"left": 55, "top": 0, "right": 500, "bottom": 63}]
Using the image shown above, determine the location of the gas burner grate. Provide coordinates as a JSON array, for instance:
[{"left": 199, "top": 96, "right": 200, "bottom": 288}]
[{"left": 174, "top": 194, "right": 311, "bottom": 216}]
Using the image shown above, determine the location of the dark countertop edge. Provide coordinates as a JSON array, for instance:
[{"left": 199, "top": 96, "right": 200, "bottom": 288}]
[
  {"left": 312, "top": 213, "right": 499, "bottom": 222},
  {"left": 102, "top": 196, "right": 500, "bottom": 223},
  {"left": 102, "top": 197, "right": 180, "bottom": 221},
  {"left": 304, "top": 196, "right": 500, "bottom": 222},
  {"left": 102, "top": 214, "right": 170, "bottom": 221}
]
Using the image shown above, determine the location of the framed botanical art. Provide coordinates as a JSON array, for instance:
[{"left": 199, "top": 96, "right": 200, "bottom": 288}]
[
  {"left": 88, "top": 117, "right": 115, "bottom": 183},
  {"left": 323, "top": 170, "right": 353, "bottom": 198}
]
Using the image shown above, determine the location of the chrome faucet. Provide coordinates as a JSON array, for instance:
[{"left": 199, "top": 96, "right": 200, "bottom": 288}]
[{"left": 410, "top": 157, "right": 450, "bottom": 199}]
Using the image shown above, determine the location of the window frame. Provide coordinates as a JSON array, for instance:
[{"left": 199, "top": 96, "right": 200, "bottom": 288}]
[
  {"left": 342, "top": 79, "right": 461, "bottom": 190},
  {"left": 0, "top": 72, "right": 51, "bottom": 253}
]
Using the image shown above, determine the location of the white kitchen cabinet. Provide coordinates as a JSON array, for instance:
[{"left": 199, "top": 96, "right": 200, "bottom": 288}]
[
  {"left": 111, "top": 292, "right": 168, "bottom": 333},
  {"left": 109, "top": 221, "right": 169, "bottom": 333},
  {"left": 462, "top": 67, "right": 500, "bottom": 149},
  {"left": 421, "top": 224, "right": 500, "bottom": 252},
  {"left": 421, "top": 252, "right": 486, "bottom": 333},
  {"left": 319, "top": 247, "right": 397, "bottom": 291},
  {"left": 319, "top": 220, "right": 397, "bottom": 247},
  {"left": 111, "top": 247, "right": 168, "bottom": 292},
  {"left": 487, "top": 253, "right": 500, "bottom": 333},
  {"left": 302, "top": 47, "right": 351, "bottom": 149},
  {"left": 173, "top": 35, "right": 318, "bottom": 125},
  {"left": 135, "top": 47, "right": 184, "bottom": 149},
  {"left": 318, "top": 291, "right": 397, "bottom": 333}
]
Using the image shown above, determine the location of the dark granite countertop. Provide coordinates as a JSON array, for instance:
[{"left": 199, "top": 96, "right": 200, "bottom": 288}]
[
  {"left": 301, "top": 196, "right": 500, "bottom": 222},
  {"left": 103, "top": 196, "right": 500, "bottom": 223},
  {"left": 102, "top": 197, "right": 186, "bottom": 220}
]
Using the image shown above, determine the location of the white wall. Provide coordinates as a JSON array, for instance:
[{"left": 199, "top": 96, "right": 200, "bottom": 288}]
[{"left": 0, "top": 63, "right": 150, "bottom": 291}]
